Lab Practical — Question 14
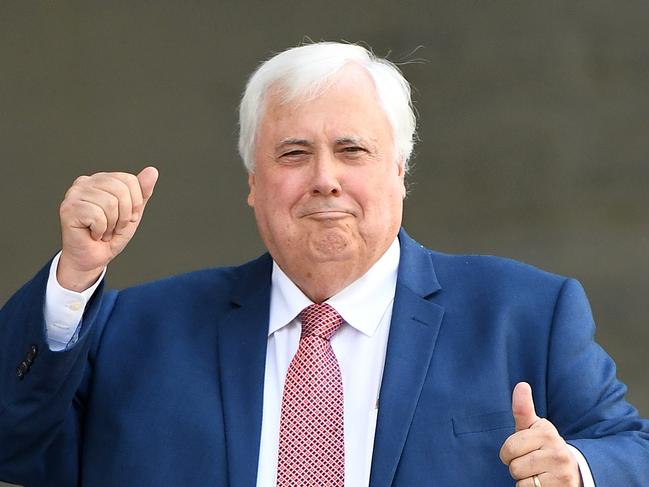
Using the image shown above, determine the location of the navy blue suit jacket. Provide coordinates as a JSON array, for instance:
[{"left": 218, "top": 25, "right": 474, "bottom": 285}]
[{"left": 1, "top": 229, "right": 648, "bottom": 486}]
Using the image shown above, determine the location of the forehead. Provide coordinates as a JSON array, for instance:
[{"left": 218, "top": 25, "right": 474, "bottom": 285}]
[{"left": 258, "top": 65, "right": 392, "bottom": 141}]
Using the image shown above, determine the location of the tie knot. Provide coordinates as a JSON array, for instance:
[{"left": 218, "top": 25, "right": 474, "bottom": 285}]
[{"left": 299, "top": 303, "right": 343, "bottom": 340}]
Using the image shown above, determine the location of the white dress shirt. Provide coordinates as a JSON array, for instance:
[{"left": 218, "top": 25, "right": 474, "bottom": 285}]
[
  {"left": 44, "top": 252, "right": 105, "bottom": 351},
  {"left": 44, "top": 241, "right": 594, "bottom": 486},
  {"left": 257, "top": 239, "right": 399, "bottom": 486}
]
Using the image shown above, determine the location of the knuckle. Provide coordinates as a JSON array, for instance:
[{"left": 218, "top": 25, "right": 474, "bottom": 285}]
[
  {"left": 538, "top": 418, "right": 557, "bottom": 432},
  {"left": 106, "top": 195, "right": 119, "bottom": 212},
  {"left": 116, "top": 213, "right": 130, "bottom": 226},
  {"left": 518, "top": 430, "right": 531, "bottom": 442},
  {"left": 59, "top": 199, "right": 73, "bottom": 215},
  {"left": 115, "top": 179, "right": 132, "bottom": 200},
  {"left": 508, "top": 459, "right": 523, "bottom": 479},
  {"left": 535, "top": 430, "right": 549, "bottom": 443},
  {"left": 550, "top": 449, "right": 563, "bottom": 463},
  {"left": 557, "top": 469, "right": 576, "bottom": 483},
  {"left": 498, "top": 450, "right": 507, "bottom": 464},
  {"left": 72, "top": 175, "right": 89, "bottom": 186},
  {"left": 60, "top": 199, "right": 85, "bottom": 219},
  {"left": 555, "top": 448, "right": 571, "bottom": 466},
  {"left": 538, "top": 428, "right": 555, "bottom": 443},
  {"left": 499, "top": 443, "right": 513, "bottom": 463},
  {"left": 64, "top": 182, "right": 83, "bottom": 200},
  {"left": 125, "top": 172, "right": 139, "bottom": 185}
]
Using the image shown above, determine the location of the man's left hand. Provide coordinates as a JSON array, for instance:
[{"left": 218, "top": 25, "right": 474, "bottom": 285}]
[{"left": 499, "top": 382, "right": 582, "bottom": 487}]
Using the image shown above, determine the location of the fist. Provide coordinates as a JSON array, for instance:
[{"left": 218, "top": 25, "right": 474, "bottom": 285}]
[
  {"left": 57, "top": 167, "right": 159, "bottom": 291},
  {"left": 499, "top": 382, "right": 582, "bottom": 487}
]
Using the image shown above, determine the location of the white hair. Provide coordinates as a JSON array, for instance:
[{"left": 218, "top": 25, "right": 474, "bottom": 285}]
[{"left": 238, "top": 42, "right": 416, "bottom": 172}]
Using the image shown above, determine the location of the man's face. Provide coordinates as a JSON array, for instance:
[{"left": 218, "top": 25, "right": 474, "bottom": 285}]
[{"left": 247, "top": 65, "right": 406, "bottom": 290}]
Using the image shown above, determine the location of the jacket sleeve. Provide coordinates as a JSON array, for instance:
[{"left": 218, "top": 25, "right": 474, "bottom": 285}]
[
  {"left": 0, "top": 261, "right": 116, "bottom": 487},
  {"left": 547, "top": 278, "right": 649, "bottom": 485}
]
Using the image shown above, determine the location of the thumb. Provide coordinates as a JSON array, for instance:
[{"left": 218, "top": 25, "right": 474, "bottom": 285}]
[
  {"left": 512, "top": 382, "right": 539, "bottom": 431},
  {"left": 137, "top": 166, "right": 159, "bottom": 202}
]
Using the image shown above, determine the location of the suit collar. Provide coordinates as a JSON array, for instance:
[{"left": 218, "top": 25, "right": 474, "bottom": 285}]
[
  {"left": 229, "top": 252, "right": 273, "bottom": 307},
  {"left": 395, "top": 227, "right": 441, "bottom": 298}
]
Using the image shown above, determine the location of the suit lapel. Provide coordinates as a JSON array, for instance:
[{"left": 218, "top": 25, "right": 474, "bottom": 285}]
[
  {"left": 369, "top": 230, "right": 445, "bottom": 487},
  {"left": 217, "top": 254, "right": 273, "bottom": 487}
]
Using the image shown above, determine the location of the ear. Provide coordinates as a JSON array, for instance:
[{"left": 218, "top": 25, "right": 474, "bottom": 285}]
[
  {"left": 247, "top": 171, "right": 256, "bottom": 207},
  {"left": 396, "top": 159, "right": 407, "bottom": 199}
]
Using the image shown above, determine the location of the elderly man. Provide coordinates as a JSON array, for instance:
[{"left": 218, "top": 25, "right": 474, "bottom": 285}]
[{"left": 1, "top": 42, "right": 648, "bottom": 487}]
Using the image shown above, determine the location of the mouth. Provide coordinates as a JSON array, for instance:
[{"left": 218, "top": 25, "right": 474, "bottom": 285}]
[{"left": 301, "top": 209, "right": 353, "bottom": 220}]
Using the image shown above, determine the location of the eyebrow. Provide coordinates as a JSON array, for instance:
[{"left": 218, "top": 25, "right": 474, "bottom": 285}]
[
  {"left": 276, "top": 138, "right": 313, "bottom": 151},
  {"left": 276, "top": 136, "right": 368, "bottom": 149},
  {"left": 334, "top": 136, "right": 365, "bottom": 146}
]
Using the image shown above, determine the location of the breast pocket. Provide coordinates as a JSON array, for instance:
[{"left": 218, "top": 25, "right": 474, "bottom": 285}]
[{"left": 452, "top": 410, "right": 515, "bottom": 436}]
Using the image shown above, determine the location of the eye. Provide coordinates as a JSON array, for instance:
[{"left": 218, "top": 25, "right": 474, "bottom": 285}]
[
  {"left": 341, "top": 146, "right": 367, "bottom": 154},
  {"left": 281, "top": 150, "right": 307, "bottom": 157},
  {"left": 277, "top": 149, "right": 311, "bottom": 165}
]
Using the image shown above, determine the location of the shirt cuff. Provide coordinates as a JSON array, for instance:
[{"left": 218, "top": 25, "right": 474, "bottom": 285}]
[
  {"left": 567, "top": 443, "right": 595, "bottom": 487},
  {"left": 44, "top": 252, "right": 106, "bottom": 351}
]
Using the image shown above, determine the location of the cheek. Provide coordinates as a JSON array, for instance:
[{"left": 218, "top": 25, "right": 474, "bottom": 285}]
[
  {"left": 254, "top": 175, "right": 304, "bottom": 218},
  {"left": 356, "top": 175, "right": 403, "bottom": 207},
  {"left": 354, "top": 185, "right": 404, "bottom": 231}
]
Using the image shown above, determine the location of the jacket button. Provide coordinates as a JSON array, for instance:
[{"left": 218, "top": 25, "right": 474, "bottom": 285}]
[{"left": 26, "top": 344, "right": 38, "bottom": 363}]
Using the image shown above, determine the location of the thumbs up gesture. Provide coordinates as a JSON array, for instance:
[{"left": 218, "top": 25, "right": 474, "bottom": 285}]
[
  {"left": 499, "top": 382, "right": 582, "bottom": 487},
  {"left": 57, "top": 167, "right": 159, "bottom": 291}
]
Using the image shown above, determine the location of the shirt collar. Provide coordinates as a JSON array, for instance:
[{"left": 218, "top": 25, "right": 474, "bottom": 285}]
[{"left": 268, "top": 237, "right": 400, "bottom": 337}]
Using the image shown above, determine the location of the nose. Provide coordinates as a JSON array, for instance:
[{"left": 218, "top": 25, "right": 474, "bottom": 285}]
[{"left": 310, "top": 154, "right": 341, "bottom": 196}]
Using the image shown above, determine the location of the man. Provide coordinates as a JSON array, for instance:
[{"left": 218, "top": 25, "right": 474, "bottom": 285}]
[{"left": 0, "top": 42, "right": 648, "bottom": 487}]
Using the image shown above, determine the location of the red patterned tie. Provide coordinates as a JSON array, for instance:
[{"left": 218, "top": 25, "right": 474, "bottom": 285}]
[{"left": 277, "top": 303, "right": 345, "bottom": 486}]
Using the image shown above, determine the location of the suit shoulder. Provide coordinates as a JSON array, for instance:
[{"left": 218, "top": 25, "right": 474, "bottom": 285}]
[
  {"left": 426, "top": 248, "right": 569, "bottom": 296},
  {"left": 416, "top": 248, "right": 584, "bottom": 330},
  {"left": 114, "top": 253, "right": 272, "bottom": 304}
]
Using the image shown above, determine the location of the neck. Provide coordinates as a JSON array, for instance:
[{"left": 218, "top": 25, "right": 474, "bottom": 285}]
[
  {"left": 289, "top": 260, "right": 370, "bottom": 303},
  {"left": 276, "top": 237, "right": 398, "bottom": 303}
]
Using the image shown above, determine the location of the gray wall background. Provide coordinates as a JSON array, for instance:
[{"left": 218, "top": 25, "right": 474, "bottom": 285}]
[{"left": 1, "top": 0, "right": 647, "bottom": 433}]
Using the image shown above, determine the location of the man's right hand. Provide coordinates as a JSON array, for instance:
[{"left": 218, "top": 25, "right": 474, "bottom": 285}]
[{"left": 57, "top": 167, "right": 159, "bottom": 291}]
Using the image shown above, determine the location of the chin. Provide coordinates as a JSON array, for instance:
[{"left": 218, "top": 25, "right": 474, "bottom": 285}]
[{"left": 308, "top": 228, "right": 357, "bottom": 262}]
